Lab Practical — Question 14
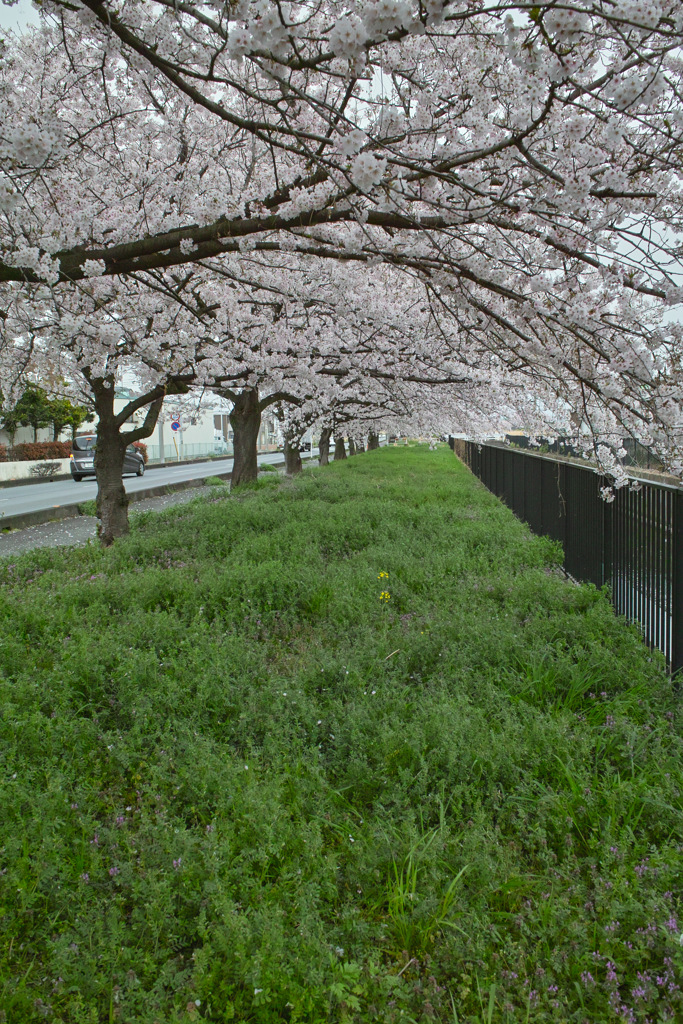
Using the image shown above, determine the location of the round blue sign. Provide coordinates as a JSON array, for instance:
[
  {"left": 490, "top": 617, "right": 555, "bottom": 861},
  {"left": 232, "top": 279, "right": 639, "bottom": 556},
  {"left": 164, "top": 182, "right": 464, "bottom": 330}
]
[{"left": 171, "top": 421, "right": 180, "bottom": 431}]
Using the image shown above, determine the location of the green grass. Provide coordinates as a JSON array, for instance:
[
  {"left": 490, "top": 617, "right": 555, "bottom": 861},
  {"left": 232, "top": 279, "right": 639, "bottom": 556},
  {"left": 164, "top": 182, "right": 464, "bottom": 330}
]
[
  {"left": 204, "top": 475, "right": 228, "bottom": 486},
  {"left": 0, "top": 446, "right": 681, "bottom": 1023}
]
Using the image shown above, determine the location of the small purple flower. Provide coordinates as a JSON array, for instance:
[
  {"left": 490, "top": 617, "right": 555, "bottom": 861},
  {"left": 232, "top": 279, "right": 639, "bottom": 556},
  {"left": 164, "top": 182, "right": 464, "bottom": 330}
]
[
  {"left": 109, "top": 866, "right": 120, "bottom": 877},
  {"left": 116, "top": 815, "right": 126, "bottom": 826},
  {"left": 70, "top": 803, "right": 78, "bottom": 810},
  {"left": 173, "top": 858, "right": 182, "bottom": 871},
  {"left": 580, "top": 971, "right": 595, "bottom": 987},
  {"left": 80, "top": 872, "right": 89, "bottom": 883},
  {"left": 90, "top": 833, "right": 99, "bottom": 846}
]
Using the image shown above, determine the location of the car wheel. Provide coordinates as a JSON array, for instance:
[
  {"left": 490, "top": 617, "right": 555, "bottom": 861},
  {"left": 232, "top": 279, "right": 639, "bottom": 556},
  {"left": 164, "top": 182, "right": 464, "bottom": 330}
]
[
  {"left": 137, "top": 462, "right": 145, "bottom": 476},
  {"left": 72, "top": 474, "right": 82, "bottom": 482}
]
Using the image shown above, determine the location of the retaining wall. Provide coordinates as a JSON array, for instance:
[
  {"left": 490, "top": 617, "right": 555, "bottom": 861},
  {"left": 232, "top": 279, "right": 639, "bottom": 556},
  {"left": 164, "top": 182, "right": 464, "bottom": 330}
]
[{"left": 0, "top": 459, "right": 71, "bottom": 483}]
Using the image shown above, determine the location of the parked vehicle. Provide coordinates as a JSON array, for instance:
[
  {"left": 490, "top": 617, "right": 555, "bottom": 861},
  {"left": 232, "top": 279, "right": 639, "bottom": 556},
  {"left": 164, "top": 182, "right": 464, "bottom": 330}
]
[
  {"left": 298, "top": 441, "right": 312, "bottom": 452},
  {"left": 70, "top": 435, "right": 145, "bottom": 482}
]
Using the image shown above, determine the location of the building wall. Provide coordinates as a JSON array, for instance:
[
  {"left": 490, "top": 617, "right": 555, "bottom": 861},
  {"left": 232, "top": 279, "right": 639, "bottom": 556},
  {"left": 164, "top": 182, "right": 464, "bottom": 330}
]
[{"left": 0, "top": 390, "right": 281, "bottom": 455}]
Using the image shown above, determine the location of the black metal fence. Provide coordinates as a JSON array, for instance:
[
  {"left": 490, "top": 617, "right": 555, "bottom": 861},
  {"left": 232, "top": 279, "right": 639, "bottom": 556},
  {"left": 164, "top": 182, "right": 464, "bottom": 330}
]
[{"left": 450, "top": 438, "right": 683, "bottom": 675}]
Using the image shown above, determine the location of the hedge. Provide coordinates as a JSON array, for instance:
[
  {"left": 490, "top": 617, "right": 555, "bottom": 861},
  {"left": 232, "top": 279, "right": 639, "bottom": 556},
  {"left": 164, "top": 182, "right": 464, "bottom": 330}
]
[
  {"left": 0, "top": 440, "right": 148, "bottom": 464},
  {"left": 6, "top": 442, "right": 73, "bottom": 462}
]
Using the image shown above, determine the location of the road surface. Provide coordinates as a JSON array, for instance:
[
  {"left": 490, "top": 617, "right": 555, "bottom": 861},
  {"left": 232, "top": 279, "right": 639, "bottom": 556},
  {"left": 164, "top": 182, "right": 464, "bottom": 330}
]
[{"left": 0, "top": 451, "right": 299, "bottom": 519}]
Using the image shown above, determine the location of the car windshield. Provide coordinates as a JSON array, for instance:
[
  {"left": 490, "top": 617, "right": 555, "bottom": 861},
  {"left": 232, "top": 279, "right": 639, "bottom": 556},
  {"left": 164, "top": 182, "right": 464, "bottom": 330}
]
[{"left": 73, "top": 436, "right": 96, "bottom": 451}]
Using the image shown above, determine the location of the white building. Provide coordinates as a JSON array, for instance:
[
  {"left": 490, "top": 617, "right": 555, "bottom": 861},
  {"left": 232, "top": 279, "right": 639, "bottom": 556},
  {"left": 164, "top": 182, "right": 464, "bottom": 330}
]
[
  {"left": 125, "top": 390, "right": 281, "bottom": 463},
  {"left": 0, "top": 387, "right": 281, "bottom": 463}
]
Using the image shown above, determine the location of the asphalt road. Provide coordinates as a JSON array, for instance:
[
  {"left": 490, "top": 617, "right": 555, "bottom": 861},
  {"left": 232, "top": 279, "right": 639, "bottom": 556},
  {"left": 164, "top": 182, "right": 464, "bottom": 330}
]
[{"left": 0, "top": 451, "right": 299, "bottom": 518}]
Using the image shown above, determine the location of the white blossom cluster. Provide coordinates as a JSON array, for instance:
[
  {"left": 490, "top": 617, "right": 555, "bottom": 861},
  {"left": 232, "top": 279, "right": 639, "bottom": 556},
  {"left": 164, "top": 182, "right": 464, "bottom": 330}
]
[
  {"left": 613, "top": 0, "right": 667, "bottom": 30},
  {"left": 350, "top": 152, "right": 387, "bottom": 191},
  {"left": 2, "top": 123, "right": 65, "bottom": 168},
  {"left": 329, "top": 0, "right": 436, "bottom": 58},
  {"left": 335, "top": 129, "right": 367, "bottom": 159},
  {"left": 362, "top": 0, "right": 413, "bottom": 39},
  {"left": 82, "top": 259, "right": 106, "bottom": 277},
  {"left": 328, "top": 15, "right": 368, "bottom": 59},
  {"left": 0, "top": 178, "right": 18, "bottom": 214},
  {"left": 226, "top": 26, "right": 253, "bottom": 59},
  {"left": 543, "top": 6, "right": 590, "bottom": 42},
  {"left": 5, "top": 245, "right": 60, "bottom": 283}
]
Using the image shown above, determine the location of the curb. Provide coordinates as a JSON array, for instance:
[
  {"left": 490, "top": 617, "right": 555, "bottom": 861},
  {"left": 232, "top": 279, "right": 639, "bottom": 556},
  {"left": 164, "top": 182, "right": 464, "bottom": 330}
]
[{"left": 0, "top": 472, "right": 72, "bottom": 489}]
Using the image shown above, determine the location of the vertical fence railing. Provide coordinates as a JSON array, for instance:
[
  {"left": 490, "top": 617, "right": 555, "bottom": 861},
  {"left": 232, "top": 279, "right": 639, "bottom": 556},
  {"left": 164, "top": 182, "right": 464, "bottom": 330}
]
[{"left": 450, "top": 438, "right": 683, "bottom": 675}]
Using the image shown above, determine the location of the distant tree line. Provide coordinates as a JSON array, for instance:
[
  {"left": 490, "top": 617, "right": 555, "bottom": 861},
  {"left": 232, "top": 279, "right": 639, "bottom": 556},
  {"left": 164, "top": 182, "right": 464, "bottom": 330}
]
[{"left": 0, "top": 385, "right": 90, "bottom": 446}]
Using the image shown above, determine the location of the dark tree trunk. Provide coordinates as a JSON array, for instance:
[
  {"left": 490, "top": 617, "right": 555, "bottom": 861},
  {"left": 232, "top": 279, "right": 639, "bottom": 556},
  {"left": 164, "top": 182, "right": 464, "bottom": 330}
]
[
  {"left": 318, "top": 427, "right": 332, "bottom": 466},
  {"left": 229, "top": 388, "right": 261, "bottom": 488},
  {"left": 334, "top": 435, "right": 347, "bottom": 460},
  {"left": 284, "top": 438, "right": 302, "bottom": 476},
  {"left": 93, "top": 383, "right": 129, "bottom": 547},
  {"left": 348, "top": 437, "right": 356, "bottom": 457},
  {"left": 367, "top": 431, "right": 380, "bottom": 450}
]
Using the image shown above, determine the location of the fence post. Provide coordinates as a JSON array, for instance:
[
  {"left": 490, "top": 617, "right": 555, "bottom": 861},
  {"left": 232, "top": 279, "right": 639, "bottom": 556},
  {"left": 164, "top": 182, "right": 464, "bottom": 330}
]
[
  {"left": 602, "top": 477, "right": 612, "bottom": 589},
  {"left": 672, "top": 490, "right": 683, "bottom": 677}
]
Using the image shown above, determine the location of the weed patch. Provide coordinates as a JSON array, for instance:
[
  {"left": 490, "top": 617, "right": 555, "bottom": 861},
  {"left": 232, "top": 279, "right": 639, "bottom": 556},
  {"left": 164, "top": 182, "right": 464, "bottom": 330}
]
[{"left": 0, "top": 447, "right": 680, "bottom": 1023}]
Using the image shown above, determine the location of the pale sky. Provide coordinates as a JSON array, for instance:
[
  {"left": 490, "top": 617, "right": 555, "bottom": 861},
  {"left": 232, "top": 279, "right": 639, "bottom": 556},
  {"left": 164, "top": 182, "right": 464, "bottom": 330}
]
[{"left": 0, "top": 0, "right": 41, "bottom": 34}]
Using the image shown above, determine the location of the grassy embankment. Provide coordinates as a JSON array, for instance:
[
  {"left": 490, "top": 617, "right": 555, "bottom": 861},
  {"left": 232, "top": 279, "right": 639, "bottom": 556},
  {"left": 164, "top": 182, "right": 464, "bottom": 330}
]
[{"left": 1, "top": 446, "right": 681, "bottom": 1023}]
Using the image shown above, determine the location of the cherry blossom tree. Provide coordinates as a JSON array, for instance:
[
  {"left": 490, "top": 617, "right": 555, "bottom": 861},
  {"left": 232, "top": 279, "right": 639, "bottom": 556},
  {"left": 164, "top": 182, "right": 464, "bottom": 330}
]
[{"left": 1, "top": 3, "right": 682, "bottom": 484}]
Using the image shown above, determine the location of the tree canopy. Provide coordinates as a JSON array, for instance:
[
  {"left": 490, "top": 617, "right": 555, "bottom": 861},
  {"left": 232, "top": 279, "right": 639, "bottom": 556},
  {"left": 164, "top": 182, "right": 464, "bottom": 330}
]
[{"left": 0, "top": 1, "right": 682, "bottom": 476}]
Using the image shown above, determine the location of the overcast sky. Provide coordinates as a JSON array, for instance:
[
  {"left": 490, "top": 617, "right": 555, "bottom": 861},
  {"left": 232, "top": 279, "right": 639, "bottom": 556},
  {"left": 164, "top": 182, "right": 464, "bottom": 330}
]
[{"left": 0, "top": 0, "right": 40, "bottom": 34}]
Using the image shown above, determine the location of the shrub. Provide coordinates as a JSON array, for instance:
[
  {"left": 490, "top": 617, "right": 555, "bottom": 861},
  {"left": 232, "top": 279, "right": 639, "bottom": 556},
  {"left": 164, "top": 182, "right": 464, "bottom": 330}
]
[
  {"left": 204, "top": 475, "right": 227, "bottom": 486},
  {"left": 29, "top": 461, "right": 62, "bottom": 478},
  {"left": 10, "top": 441, "right": 72, "bottom": 461}
]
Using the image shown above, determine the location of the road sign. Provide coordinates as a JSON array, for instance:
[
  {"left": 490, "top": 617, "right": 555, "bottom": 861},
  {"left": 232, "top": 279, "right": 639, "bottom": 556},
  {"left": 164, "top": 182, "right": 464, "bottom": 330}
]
[
  {"left": 171, "top": 421, "right": 180, "bottom": 432},
  {"left": 171, "top": 411, "right": 181, "bottom": 423}
]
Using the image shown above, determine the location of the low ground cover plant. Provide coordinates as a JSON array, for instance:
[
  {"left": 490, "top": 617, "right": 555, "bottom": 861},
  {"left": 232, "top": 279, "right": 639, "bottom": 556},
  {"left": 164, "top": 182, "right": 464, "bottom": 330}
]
[{"left": 0, "top": 447, "right": 680, "bottom": 1023}]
